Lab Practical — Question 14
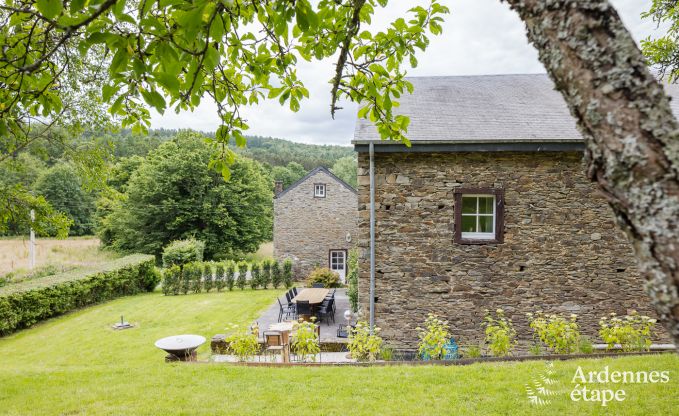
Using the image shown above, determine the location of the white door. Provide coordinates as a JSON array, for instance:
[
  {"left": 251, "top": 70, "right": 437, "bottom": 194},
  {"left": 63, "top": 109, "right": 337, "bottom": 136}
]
[{"left": 329, "top": 250, "right": 347, "bottom": 283}]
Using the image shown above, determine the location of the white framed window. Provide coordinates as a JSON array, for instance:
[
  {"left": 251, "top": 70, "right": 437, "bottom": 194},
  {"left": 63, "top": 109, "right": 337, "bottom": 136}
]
[
  {"left": 460, "top": 195, "right": 496, "bottom": 240},
  {"left": 314, "top": 183, "right": 326, "bottom": 198},
  {"left": 454, "top": 188, "right": 504, "bottom": 244}
]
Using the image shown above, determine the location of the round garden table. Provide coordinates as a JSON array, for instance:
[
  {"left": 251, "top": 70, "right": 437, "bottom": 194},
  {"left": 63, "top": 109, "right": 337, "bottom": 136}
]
[{"left": 155, "top": 334, "right": 205, "bottom": 362}]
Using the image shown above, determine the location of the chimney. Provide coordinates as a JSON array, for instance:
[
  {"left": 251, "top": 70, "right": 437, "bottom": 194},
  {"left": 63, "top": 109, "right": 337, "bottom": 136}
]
[{"left": 274, "top": 180, "right": 284, "bottom": 195}]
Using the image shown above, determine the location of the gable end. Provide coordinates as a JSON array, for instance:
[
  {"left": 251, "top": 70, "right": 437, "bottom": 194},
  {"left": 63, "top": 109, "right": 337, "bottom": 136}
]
[{"left": 274, "top": 166, "right": 357, "bottom": 199}]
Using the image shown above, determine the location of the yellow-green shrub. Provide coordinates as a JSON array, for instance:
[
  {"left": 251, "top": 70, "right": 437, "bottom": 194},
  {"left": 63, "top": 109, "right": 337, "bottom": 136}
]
[
  {"left": 348, "top": 321, "right": 384, "bottom": 362},
  {"left": 482, "top": 308, "right": 517, "bottom": 357},
  {"left": 599, "top": 311, "right": 656, "bottom": 352},
  {"left": 306, "top": 267, "right": 341, "bottom": 288},
  {"left": 527, "top": 311, "right": 580, "bottom": 354}
]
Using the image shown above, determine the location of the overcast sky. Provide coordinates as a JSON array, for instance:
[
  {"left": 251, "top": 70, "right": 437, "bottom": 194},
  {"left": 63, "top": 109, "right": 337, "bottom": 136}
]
[{"left": 149, "top": 0, "right": 663, "bottom": 146}]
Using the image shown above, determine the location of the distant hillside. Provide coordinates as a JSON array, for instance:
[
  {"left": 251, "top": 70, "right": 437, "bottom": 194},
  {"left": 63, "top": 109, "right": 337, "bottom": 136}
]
[
  {"left": 230, "top": 135, "right": 353, "bottom": 170},
  {"left": 88, "top": 129, "right": 353, "bottom": 170}
]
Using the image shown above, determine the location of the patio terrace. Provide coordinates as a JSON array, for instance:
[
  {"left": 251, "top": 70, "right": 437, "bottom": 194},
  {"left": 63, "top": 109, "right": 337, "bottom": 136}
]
[{"left": 253, "top": 288, "right": 352, "bottom": 345}]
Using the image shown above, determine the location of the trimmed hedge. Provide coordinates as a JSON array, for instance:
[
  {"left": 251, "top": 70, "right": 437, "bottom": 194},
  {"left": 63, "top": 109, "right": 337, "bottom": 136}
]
[
  {"left": 161, "top": 259, "right": 295, "bottom": 295},
  {"left": 0, "top": 254, "right": 157, "bottom": 335}
]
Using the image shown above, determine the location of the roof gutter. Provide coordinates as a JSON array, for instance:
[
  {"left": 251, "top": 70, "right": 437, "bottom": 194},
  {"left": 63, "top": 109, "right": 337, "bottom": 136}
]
[
  {"left": 354, "top": 141, "right": 585, "bottom": 153},
  {"left": 351, "top": 138, "right": 583, "bottom": 145}
]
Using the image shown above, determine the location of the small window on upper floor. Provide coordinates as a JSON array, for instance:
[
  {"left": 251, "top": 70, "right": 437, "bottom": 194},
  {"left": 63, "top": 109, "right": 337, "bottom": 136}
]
[
  {"left": 454, "top": 188, "right": 504, "bottom": 244},
  {"left": 314, "top": 183, "right": 326, "bottom": 198}
]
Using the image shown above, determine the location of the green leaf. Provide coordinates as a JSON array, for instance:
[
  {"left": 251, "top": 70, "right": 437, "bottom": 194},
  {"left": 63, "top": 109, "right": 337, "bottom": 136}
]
[
  {"left": 140, "top": 89, "right": 167, "bottom": 113},
  {"left": 153, "top": 72, "right": 180, "bottom": 95},
  {"left": 358, "top": 105, "right": 370, "bottom": 119},
  {"left": 295, "top": 8, "right": 309, "bottom": 31},
  {"left": 220, "top": 165, "right": 231, "bottom": 181},
  {"left": 69, "top": 0, "right": 86, "bottom": 14},
  {"left": 109, "top": 48, "right": 129, "bottom": 74},
  {"left": 102, "top": 84, "right": 119, "bottom": 102},
  {"left": 110, "top": 95, "right": 126, "bottom": 115},
  {"left": 233, "top": 130, "right": 246, "bottom": 147},
  {"left": 36, "top": 0, "right": 63, "bottom": 19},
  {"left": 204, "top": 46, "right": 220, "bottom": 71},
  {"left": 86, "top": 32, "right": 112, "bottom": 45},
  {"left": 383, "top": 93, "right": 392, "bottom": 111},
  {"left": 209, "top": 16, "right": 225, "bottom": 40},
  {"left": 215, "top": 125, "right": 229, "bottom": 142}
]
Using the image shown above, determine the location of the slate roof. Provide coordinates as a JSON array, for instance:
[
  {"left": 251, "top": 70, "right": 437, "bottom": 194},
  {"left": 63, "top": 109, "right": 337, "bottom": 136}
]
[
  {"left": 353, "top": 73, "right": 679, "bottom": 144},
  {"left": 274, "top": 166, "right": 357, "bottom": 199}
]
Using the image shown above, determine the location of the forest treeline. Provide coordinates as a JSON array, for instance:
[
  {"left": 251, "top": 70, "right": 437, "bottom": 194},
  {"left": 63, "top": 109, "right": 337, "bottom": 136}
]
[{"left": 0, "top": 129, "right": 357, "bottom": 259}]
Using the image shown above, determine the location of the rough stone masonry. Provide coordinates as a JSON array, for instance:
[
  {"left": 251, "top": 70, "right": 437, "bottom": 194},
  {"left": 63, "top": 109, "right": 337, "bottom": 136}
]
[{"left": 357, "top": 151, "right": 668, "bottom": 348}]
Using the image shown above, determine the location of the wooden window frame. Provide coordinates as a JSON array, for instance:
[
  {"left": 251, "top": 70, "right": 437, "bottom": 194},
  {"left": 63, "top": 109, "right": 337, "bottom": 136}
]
[
  {"left": 314, "top": 183, "right": 326, "bottom": 198},
  {"left": 453, "top": 188, "right": 504, "bottom": 245}
]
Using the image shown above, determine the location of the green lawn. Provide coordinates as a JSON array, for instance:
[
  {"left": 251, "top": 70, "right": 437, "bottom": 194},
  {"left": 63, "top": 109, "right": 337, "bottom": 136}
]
[{"left": 0, "top": 289, "right": 677, "bottom": 415}]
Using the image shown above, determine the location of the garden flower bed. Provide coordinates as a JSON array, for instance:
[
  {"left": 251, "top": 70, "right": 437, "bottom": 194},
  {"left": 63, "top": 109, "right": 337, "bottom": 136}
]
[{"left": 208, "top": 309, "right": 674, "bottom": 366}]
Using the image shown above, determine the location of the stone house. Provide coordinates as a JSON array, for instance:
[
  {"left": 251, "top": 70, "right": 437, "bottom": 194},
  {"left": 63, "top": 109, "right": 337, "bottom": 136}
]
[
  {"left": 353, "top": 74, "right": 676, "bottom": 348},
  {"left": 273, "top": 166, "right": 357, "bottom": 282}
]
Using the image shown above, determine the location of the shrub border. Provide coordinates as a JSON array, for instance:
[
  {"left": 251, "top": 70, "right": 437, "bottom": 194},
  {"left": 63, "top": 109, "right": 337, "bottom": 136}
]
[{"left": 0, "top": 254, "right": 157, "bottom": 335}]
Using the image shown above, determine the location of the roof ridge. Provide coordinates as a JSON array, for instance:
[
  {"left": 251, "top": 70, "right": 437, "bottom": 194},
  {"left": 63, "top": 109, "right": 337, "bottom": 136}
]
[{"left": 274, "top": 166, "right": 357, "bottom": 199}]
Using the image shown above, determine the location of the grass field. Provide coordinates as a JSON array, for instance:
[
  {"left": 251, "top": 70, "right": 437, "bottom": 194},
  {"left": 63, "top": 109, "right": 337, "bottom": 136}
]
[
  {"left": 0, "top": 289, "right": 677, "bottom": 415},
  {"left": 1, "top": 238, "right": 274, "bottom": 278},
  {"left": 0, "top": 237, "right": 118, "bottom": 277},
  {"left": 245, "top": 241, "right": 274, "bottom": 262}
]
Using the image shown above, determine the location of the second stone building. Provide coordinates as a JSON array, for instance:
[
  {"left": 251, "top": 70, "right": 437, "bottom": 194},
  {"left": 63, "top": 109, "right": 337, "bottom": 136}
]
[{"left": 273, "top": 166, "right": 357, "bottom": 282}]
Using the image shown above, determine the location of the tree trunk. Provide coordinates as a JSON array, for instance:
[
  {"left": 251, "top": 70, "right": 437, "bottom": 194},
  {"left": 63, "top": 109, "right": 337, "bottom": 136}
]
[{"left": 502, "top": 0, "right": 679, "bottom": 348}]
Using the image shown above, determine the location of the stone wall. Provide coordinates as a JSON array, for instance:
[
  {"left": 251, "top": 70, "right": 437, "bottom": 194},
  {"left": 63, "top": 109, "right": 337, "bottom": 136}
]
[
  {"left": 357, "top": 151, "right": 667, "bottom": 348},
  {"left": 274, "top": 169, "right": 358, "bottom": 280}
]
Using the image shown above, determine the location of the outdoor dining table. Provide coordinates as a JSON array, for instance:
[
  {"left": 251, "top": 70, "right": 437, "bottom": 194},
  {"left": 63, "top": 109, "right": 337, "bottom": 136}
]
[
  {"left": 292, "top": 288, "right": 329, "bottom": 322},
  {"left": 292, "top": 288, "right": 329, "bottom": 305}
]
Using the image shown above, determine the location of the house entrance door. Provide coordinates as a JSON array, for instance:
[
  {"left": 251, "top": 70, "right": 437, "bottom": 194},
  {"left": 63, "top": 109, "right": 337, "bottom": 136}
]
[{"left": 329, "top": 250, "right": 347, "bottom": 283}]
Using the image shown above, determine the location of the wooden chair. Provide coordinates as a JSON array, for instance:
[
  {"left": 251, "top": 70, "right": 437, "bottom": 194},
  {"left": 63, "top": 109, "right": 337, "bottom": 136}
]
[{"left": 262, "top": 331, "right": 286, "bottom": 362}]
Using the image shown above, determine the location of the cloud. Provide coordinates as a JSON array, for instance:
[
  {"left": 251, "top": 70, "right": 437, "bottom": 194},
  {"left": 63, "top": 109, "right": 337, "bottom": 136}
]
[{"left": 149, "top": 0, "right": 663, "bottom": 146}]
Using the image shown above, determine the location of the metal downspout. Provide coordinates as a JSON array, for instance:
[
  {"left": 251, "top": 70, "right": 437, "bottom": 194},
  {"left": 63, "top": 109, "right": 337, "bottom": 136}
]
[{"left": 369, "top": 142, "right": 376, "bottom": 333}]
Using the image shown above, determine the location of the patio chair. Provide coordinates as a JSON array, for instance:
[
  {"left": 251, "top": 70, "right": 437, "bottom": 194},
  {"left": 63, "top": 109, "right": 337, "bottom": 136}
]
[
  {"left": 312, "top": 283, "right": 325, "bottom": 288},
  {"left": 277, "top": 297, "right": 295, "bottom": 322},
  {"left": 262, "top": 331, "right": 286, "bottom": 363},
  {"left": 292, "top": 287, "right": 298, "bottom": 296},
  {"left": 316, "top": 298, "right": 335, "bottom": 326},
  {"left": 285, "top": 291, "right": 295, "bottom": 308},
  {"left": 295, "top": 300, "right": 312, "bottom": 318},
  {"left": 324, "top": 289, "right": 337, "bottom": 313}
]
